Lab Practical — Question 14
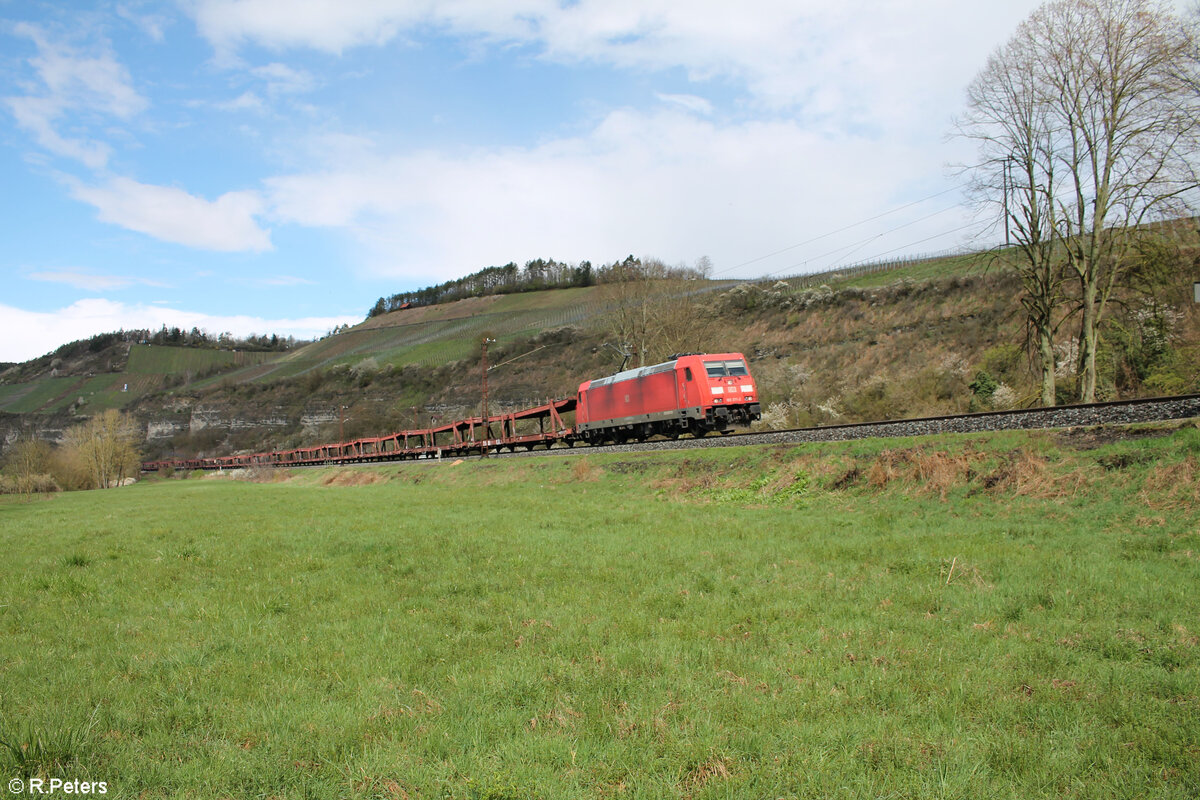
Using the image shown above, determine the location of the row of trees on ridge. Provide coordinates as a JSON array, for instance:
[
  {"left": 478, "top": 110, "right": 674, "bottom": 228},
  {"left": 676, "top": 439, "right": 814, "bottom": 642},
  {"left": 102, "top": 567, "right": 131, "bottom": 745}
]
[{"left": 367, "top": 256, "right": 712, "bottom": 319}]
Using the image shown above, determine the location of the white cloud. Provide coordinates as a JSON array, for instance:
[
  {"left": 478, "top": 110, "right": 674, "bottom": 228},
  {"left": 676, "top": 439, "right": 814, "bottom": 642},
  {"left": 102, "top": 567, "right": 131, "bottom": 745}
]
[
  {"left": 0, "top": 298, "right": 358, "bottom": 363},
  {"left": 69, "top": 176, "right": 273, "bottom": 252},
  {"left": 5, "top": 95, "right": 112, "bottom": 169},
  {"left": 244, "top": 275, "right": 315, "bottom": 287},
  {"left": 115, "top": 4, "right": 171, "bottom": 42},
  {"left": 214, "top": 90, "right": 265, "bottom": 112},
  {"left": 190, "top": 0, "right": 431, "bottom": 55},
  {"left": 17, "top": 23, "right": 146, "bottom": 118},
  {"left": 186, "top": 1, "right": 1042, "bottom": 127},
  {"left": 27, "top": 270, "right": 170, "bottom": 291},
  {"left": 218, "top": 2, "right": 1048, "bottom": 281},
  {"left": 265, "top": 107, "right": 974, "bottom": 282},
  {"left": 656, "top": 93, "right": 712, "bottom": 116},
  {"left": 251, "top": 62, "right": 316, "bottom": 94},
  {"left": 3, "top": 22, "right": 147, "bottom": 168}
]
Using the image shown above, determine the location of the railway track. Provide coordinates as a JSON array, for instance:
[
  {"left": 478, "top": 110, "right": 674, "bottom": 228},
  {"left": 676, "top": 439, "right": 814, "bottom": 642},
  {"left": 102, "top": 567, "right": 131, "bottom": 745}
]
[
  {"left": 494, "top": 393, "right": 1200, "bottom": 460},
  {"left": 148, "top": 393, "right": 1200, "bottom": 472}
]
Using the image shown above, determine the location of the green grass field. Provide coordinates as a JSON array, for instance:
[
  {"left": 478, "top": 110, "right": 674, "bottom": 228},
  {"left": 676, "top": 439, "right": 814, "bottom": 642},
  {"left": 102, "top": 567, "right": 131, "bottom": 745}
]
[{"left": 1, "top": 427, "right": 1198, "bottom": 798}]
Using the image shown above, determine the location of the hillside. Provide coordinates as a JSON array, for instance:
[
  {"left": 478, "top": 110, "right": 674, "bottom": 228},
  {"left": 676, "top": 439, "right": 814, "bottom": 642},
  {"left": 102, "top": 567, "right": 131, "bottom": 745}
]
[
  {"left": 0, "top": 342, "right": 279, "bottom": 416},
  {"left": 2, "top": 246, "right": 1198, "bottom": 461}
]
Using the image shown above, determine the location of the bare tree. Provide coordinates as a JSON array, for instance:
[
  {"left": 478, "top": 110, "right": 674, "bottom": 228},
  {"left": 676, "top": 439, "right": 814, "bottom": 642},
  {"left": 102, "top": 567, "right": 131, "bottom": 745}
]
[
  {"left": 652, "top": 287, "right": 719, "bottom": 360},
  {"left": 3, "top": 437, "right": 53, "bottom": 496},
  {"left": 600, "top": 258, "right": 716, "bottom": 366},
  {"left": 959, "top": 31, "right": 1068, "bottom": 406},
  {"left": 64, "top": 410, "right": 141, "bottom": 489},
  {"left": 5, "top": 437, "right": 51, "bottom": 478},
  {"left": 959, "top": 0, "right": 1200, "bottom": 403},
  {"left": 600, "top": 258, "right": 658, "bottom": 367},
  {"left": 1047, "top": 0, "right": 1199, "bottom": 401}
]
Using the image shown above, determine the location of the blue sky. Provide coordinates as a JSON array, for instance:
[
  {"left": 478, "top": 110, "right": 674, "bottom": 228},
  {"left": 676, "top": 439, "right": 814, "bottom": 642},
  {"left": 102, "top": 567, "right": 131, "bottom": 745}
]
[{"left": 0, "top": 0, "right": 1046, "bottom": 363}]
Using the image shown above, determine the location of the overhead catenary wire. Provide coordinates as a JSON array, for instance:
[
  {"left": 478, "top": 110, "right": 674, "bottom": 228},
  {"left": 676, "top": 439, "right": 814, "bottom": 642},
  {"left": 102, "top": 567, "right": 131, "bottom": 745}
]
[
  {"left": 757, "top": 202, "right": 971, "bottom": 279},
  {"left": 711, "top": 183, "right": 966, "bottom": 277},
  {"left": 837, "top": 221, "right": 981, "bottom": 268},
  {"left": 323, "top": 184, "right": 977, "bottom": 351},
  {"left": 487, "top": 343, "right": 553, "bottom": 371}
]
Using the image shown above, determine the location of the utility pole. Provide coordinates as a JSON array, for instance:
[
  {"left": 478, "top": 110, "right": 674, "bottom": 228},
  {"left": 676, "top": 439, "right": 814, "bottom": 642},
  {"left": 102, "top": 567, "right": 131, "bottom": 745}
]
[
  {"left": 339, "top": 404, "right": 348, "bottom": 442},
  {"left": 480, "top": 337, "right": 496, "bottom": 457},
  {"left": 1002, "top": 157, "right": 1011, "bottom": 247}
]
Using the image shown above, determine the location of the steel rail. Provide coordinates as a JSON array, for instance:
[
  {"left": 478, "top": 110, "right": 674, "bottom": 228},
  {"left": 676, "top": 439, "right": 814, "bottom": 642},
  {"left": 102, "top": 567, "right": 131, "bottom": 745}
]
[
  {"left": 495, "top": 393, "right": 1200, "bottom": 460},
  {"left": 144, "top": 393, "right": 1200, "bottom": 472}
]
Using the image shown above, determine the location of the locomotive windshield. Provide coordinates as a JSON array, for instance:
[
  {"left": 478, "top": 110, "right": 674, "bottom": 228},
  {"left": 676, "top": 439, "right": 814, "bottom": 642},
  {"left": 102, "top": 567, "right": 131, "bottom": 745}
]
[{"left": 704, "top": 359, "right": 748, "bottom": 377}]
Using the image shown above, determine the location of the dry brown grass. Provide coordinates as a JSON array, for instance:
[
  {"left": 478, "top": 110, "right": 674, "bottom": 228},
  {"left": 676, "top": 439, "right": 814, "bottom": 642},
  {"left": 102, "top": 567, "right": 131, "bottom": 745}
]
[
  {"left": 650, "top": 462, "right": 720, "bottom": 497},
  {"left": 866, "top": 452, "right": 902, "bottom": 489},
  {"left": 679, "top": 754, "right": 732, "bottom": 797},
  {"left": 909, "top": 451, "right": 979, "bottom": 499},
  {"left": 971, "top": 449, "right": 1101, "bottom": 501},
  {"left": 654, "top": 435, "right": 1191, "bottom": 509},
  {"left": 570, "top": 457, "right": 603, "bottom": 482},
  {"left": 242, "top": 466, "right": 293, "bottom": 484},
  {"left": 848, "top": 443, "right": 1121, "bottom": 502},
  {"left": 790, "top": 453, "right": 849, "bottom": 482},
  {"left": 976, "top": 449, "right": 1048, "bottom": 494},
  {"left": 320, "top": 469, "right": 387, "bottom": 487},
  {"left": 1138, "top": 457, "right": 1199, "bottom": 510},
  {"left": 942, "top": 556, "right": 990, "bottom": 588},
  {"left": 1012, "top": 457, "right": 1100, "bottom": 500},
  {"left": 865, "top": 448, "right": 985, "bottom": 499}
]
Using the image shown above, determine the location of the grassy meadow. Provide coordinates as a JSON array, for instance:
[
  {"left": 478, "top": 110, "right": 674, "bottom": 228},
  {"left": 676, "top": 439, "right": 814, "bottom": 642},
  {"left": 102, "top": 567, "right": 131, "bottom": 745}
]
[{"left": 1, "top": 425, "right": 1198, "bottom": 798}]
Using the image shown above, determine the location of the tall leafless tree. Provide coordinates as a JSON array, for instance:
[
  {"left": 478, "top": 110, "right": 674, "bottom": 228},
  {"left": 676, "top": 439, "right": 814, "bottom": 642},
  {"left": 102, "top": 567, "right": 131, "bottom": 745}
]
[
  {"left": 959, "top": 0, "right": 1200, "bottom": 403},
  {"left": 959, "top": 32, "right": 1067, "bottom": 406},
  {"left": 600, "top": 258, "right": 718, "bottom": 367}
]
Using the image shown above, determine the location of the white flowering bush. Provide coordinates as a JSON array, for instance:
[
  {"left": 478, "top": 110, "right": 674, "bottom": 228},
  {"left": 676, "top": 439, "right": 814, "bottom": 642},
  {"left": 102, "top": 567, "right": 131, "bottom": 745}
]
[
  {"left": 991, "top": 382, "right": 1017, "bottom": 409},
  {"left": 1054, "top": 340, "right": 1078, "bottom": 379}
]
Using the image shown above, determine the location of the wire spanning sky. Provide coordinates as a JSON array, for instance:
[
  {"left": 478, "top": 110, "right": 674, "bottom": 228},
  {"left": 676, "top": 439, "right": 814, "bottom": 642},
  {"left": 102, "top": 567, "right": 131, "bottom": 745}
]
[{"left": 0, "top": 0, "right": 1045, "bottom": 362}]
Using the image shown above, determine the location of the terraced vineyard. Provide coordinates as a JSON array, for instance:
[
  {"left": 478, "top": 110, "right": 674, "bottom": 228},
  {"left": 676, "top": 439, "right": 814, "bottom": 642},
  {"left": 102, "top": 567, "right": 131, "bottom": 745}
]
[
  {"left": 0, "top": 346, "right": 280, "bottom": 414},
  {"left": 196, "top": 286, "right": 679, "bottom": 387}
]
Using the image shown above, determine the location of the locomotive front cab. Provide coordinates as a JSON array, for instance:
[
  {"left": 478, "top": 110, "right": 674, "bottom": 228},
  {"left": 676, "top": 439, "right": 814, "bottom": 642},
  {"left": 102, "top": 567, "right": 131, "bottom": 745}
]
[{"left": 694, "top": 354, "right": 761, "bottom": 429}]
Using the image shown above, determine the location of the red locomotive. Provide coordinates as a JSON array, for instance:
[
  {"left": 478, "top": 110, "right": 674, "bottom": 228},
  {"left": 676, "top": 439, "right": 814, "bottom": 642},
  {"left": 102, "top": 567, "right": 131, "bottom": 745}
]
[
  {"left": 142, "top": 352, "right": 761, "bottom": 470},
  {"left": 576, "top": 352, "right": 760, "bottom": 443}
]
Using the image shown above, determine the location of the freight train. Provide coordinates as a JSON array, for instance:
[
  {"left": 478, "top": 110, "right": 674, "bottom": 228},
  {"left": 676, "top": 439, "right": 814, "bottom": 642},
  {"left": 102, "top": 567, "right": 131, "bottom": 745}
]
[{"left": 141, "top": 352, "right": 760, "bottom": 471}]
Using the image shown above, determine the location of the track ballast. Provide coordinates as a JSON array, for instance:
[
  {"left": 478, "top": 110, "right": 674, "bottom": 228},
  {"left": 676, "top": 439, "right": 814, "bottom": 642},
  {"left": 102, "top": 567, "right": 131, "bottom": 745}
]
[{"left": 145, "top": 393, "right": 1200, "bottom": 471}]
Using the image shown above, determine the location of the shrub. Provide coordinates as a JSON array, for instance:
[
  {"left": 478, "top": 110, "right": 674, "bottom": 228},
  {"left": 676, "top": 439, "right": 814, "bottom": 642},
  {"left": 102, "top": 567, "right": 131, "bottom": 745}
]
[
  {"left": 980, "top": 343, "right": 1023, "bottom": 382},
  {"left": 0, "top": 473, "right": 61, "bottom": 495},
  {"left": 969, "top": 371, "right": 999, "bottom": 403},
  {"left": 991, "top": 382, "right": 1018, "bottom": 409},
  {"left": 304, "top": 369, "right": 325, "bottom": 393}
]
